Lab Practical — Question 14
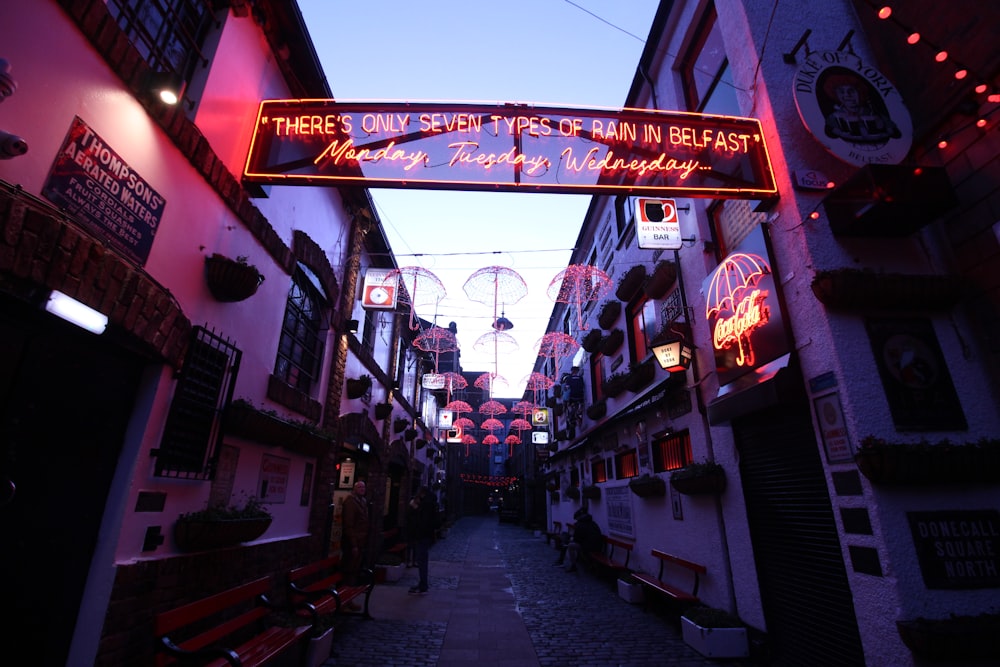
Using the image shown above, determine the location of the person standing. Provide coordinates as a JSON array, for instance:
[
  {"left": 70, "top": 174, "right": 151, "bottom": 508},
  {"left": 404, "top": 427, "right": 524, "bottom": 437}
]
[
  {"left": 341, "top": 480, "right": 369, "bottom": 586},
  {"left": 408, "top": 486, "right": 438, "bottom": 595}
]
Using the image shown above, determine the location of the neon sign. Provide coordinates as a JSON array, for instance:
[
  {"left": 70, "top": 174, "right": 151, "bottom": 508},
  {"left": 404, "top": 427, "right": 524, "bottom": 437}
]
[
  {"left": 702, "top": 226, "right": 789, "bottom": 386},
  {"left": 244, "top": 101, "right": 776, "bottom": 198}
]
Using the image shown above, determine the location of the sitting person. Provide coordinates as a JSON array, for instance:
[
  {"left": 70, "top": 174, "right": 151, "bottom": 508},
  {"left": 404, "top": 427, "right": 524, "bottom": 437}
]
[
  {"left": 564, "top": 510, "right": 603, "bottom": 573},
  {"left": 553, "top": 507, "right": 587, "bottom": 567}
]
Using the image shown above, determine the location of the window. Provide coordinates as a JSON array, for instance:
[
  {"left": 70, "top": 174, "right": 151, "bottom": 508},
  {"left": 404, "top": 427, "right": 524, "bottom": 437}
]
[
  {"left": 107, "top": 0, "right": 218, "bottom": 106},
  {"left": 589, "top": 351, "right": 606, "bottom": 400},
  {"left": 155, "top": 326, "right": 240, "bottom": 479},
  {"left": 627, "top": 296, "right": 658, "bottom": 362},
  {"left": 680, "top": 5, "right": 739, "bottom": 116},
  {"left": 615, "top": 449, "right": 639, "bottom": 480},
  {"left": 274, "top": 264, "right": 329, "bottom": 395},
  {"left": 709, "top": 199, "right": 766, "bottom": 260},
  {"left": 653, "top": 431, "right": 693, "bottom": 473},
  {"left": 591, "top": 457, "right": 607, "bottom": 483},
  {"left": 570, "top": 466, "right": 580, "bottom": 489}
]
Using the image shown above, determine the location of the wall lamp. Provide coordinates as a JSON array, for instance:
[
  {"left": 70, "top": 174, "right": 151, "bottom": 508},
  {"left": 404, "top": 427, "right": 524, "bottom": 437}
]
[
  {"left": 650, "top": 332, "right": 694, "bottom": 373},
  {"left": 146, "top": 70, "right": 185, "bottom": 106},
  {"left": 346, "top": 319, "right": 359, "bottom": 334},
  {"left": 45, "top": 290, "right": 108, "bottom": 334}
]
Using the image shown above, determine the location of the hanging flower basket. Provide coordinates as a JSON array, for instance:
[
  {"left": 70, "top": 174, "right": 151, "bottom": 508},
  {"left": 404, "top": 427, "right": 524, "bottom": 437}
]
[
  {"left": 616, "top": 265, "right": 648, "bottom": 301},
  {"left": 204, "top": 253, "right": 265, "bottom": 302},
  {"left": 581, "top": 329, "right": 603, "bottom": 353},
  {"left": 644, "top": 260, "right": 678, "bottom": 299},
  {"left": 604, "top": 372, "right": 629, "bottom": 398},
  {"left": 224, "top": 400, "right": 332, "bottom": 457},
  {"left": 174, "top": 496, "right": 272, "bottom": 552},
  {"left": 564, "top": 486, "right": 581, "bottom": 500},
  {"left": 586, "top": 399, "right": 607, "bottom": 421},
  {"left": 670, "top": 463, "right": 727, "bottom": 495},
  {"left": 597, "top": 300, "right": 621, "bottom": 329},
  {"left": 628, "top": 474, "right": 666, "bottom": 498},
  {"left": 393, "top": 417, "right": 408, "bottom": 433},
  {"left": 345, "top": 375, "right": 372, "bottom": 399},
  {"left": 373, "top": 402, "right": 392, "bottom": 420},
  {"left": 625, "top": 360, "right": 656, "bottom": 392},
  {"left": 854, "top": 437, "right": 1000, "bottom": 485},
  {"left": 810, "top": 269, "right": 962, "bottom": 310},
  {"left": 582, "top": 485, "right": 601, "bottom": 500},
  {"left": 601, "top": 328, "right": 625, "bottom": 355}
]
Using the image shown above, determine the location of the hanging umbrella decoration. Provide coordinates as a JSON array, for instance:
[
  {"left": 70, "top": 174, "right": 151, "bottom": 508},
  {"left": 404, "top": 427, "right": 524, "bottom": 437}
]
[
  {"left": 536, "top": 332, "right": 581, "bottom": 383},
  {"left": 546, "top": 264, "right": 613, "bottom": 331},
  {"left": 460, "top": 432, "right": 478, "bottom": 457},
  {"left": 473, "top": 330, "right": 519, "bottom": 393},
  {"left": 383, "top": 266, "right": 447, "bottom": 330},
  {"left": 477, "top": 399, "right": 508, "bottom": 455},
  {"left": 444, "top": 399, "right": 473, "bottom": 416},
  {"left": 413, "top": 325, "right": 459, "bottom": 374},
  {"left": 521, "top": 372, "right": 555, "bottom": 406},
  {"left": 704, "top": 252, "right": 771, "bottom": 368},
  {"left": 511, "top": 400, "right": 537, "bottom": 419},
  {"left": 463, "top": 266, "right": 528, "bottom": 382},
  {"left": 453, "top": 416, "right": 476, "bottom": 431},
  {"left": 440, "top": 371, "right": 468, "bottom": 402},
  {"left": 474, "top": 370, "right": 509, "bottom": 399},
  {"left": 504, "top": 434, "right": 522, "bottom": 457},
  {"left": 508, "top": 417, "right": 533, "bottom": 457},
  {"left": 480, "top": 417, "right": 506, "bottom": 432}
]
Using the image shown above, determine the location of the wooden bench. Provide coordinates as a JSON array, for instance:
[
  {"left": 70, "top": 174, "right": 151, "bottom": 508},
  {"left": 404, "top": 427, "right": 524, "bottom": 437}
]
[
  {"left": 546, "top": 521, "right": 563, "bottom": 546},
  {"left": 632, "top": 549, "right": 706, "bottom": 606},
  {"left": 587, "top": 535, "right": 633, "bottom": 575},
  {"left": 155, "top": 575, "right": 314, "bottom": 667},
  {"left": 287, "top": 554, "right": 375, "bottom": 620}
]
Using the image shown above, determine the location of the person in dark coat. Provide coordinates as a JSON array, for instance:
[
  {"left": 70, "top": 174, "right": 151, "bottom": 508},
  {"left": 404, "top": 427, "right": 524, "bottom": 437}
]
[
  {"left": 408, "top": 486, "right": 438, "bottom": 594},
  {"left": 565, "top": 510, "right": 602, "bottom": 573},
  {"left": 341, "top": 480, "right": 369, "bottom": 586}
]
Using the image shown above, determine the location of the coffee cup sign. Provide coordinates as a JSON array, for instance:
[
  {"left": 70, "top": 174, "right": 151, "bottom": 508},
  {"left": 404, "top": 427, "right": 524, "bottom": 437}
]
[{"left": 637, "top": 198, "right": 682, "bottom": 250}]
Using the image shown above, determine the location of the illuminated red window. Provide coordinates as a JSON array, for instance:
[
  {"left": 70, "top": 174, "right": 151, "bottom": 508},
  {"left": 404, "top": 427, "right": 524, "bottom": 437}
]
[
  {"left": 615, "top": 450, "right": 639, "bottom": 480},
  {"left": 653, "top": 431, "right": 693, "bottom": 473},
  {"left": 591, "top": 458, "right": 607, "bottom": 483}
]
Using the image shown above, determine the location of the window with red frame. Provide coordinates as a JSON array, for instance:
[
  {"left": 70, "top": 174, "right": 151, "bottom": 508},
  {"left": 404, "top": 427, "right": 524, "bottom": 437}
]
[
  {"left": 590, "top": 351, "right": 606, "bottom": 400},
  {"left": 591, "top": 457, "right": 607, "bottom": 483},
  {"left": 653, "top": 431, "right": 693, "bottom": 473},
  {"left": 627, "top": 296, "right": 658, "bottom": 362},
  {"left": 615, "top": 449, "right": 639, "bottom": 479}
]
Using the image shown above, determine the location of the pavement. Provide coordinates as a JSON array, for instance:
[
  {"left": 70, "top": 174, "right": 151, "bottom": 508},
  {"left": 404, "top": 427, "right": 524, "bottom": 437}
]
[{"left": 321, "top": 515, "right": 752, "bottom": 667}]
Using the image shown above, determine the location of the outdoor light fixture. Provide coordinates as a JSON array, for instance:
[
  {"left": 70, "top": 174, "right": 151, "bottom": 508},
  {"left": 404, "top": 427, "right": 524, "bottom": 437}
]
[
  {"left": 651, "top": 333, "right": 694, "bottom": 373},
  {"left": 346, "top": 319, "right": 359, "bottom": 334},
  {"left": 492, "top": 315, "right": 514, "bottom": 331},
  {"left": 146, "top": 70, "right": 185, "bottom": 106},
  {"left": 45, "top": 290, "right": 108, "bottom": 334}
]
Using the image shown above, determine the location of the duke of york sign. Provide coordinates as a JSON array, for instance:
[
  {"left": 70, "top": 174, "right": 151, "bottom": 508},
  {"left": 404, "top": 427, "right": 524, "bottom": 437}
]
[{"left": 792, "top": 50, "right": 913, "bottom": 166}]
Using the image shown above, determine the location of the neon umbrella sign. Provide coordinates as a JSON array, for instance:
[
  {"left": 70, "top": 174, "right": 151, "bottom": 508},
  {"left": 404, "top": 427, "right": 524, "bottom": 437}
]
[{"left": 704, "top": 252, "right": 771, "bottom": 368}]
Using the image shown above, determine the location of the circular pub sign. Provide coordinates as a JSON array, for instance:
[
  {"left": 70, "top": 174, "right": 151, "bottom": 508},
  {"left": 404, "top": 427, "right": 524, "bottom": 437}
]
[{"left": 793, "top": 50, "right": 912, "bottom": 166}]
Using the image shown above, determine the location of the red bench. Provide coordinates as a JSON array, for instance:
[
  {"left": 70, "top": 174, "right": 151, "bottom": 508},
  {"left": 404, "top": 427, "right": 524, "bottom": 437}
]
[
  {"left": 632, "top": 549, "right": 706, "bottom": 605},
  {"left": 587, "top": 535, "right": 634, "bottom": 575},
  {"left": 155, "top": 575, "right": 313, "bottom": 667},
  {"left": 287, "top": 554, "right": 375, "bottom": 620}
]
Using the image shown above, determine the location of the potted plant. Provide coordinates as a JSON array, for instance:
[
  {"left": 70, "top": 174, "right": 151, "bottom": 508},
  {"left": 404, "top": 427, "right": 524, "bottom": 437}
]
[
  {"left": 345, "top": 374, "right": 372, "bottom": 399},
  {"left": 644, "top": 260, "right": 678, "bottom": 299},
  {"left": 204, "top": 253, "right": 265, "bottom": 302},
  {"left": 224, "top": 399, "right": 333, "bottom": 457},
  {"left": 625, "top": 359, "right": 656, "bottom": 392},
  {"left": 617, "top": 573, "right": 645, "bottom": 604},
  {"left": 373, "top": 402, "right": 392, "bottom": 420},
  {"left": 600, "top": 328, "right": 625, "bottom": 355},
  {"left": 581, "top": 484, "right": 601, "bottom": 500},
  {"left": 586, "top": 399, "right": 607, "bottom": 421},
  {"left": 670, "top": 462, "right": 727, "bottom": 495},
  {"left": 174, "top": 495, "right": 272, "bottom": 551},
  {"left": 616, "top": 264, "right": 648, "bottom": 301},
  {"left": 597, "top": 300, "right": 621, "bottom": 330},
  {"left": 681, "top": 606, "right": 749, "bottom": 658},
  {"left": 628, "top": 473, "right": 666, "bottom": 498},
  {"left": 581, "top": 328, "right": 603, "bottom": 353},
  {"left": 393, "top": 417, "right": 408, "bottom": 433},
  {"left": 604, "top": 371, "right": 629, "bottom": 398},
  {"left": 564, "top": 485, "right": 581, "bottom": 500}
]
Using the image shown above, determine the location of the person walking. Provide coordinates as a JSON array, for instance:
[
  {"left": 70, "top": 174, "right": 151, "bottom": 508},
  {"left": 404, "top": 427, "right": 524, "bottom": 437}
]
[
  {"left": 341, "top": 480, "right": 369, "bottom": 587},
  {"left": 408, "top": 485, "right": 438, "bottom": 595}
]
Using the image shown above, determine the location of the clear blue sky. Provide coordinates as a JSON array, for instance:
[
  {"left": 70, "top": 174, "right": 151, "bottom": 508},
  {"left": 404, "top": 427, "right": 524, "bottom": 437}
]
[{"left": 298, "top": 0, "right": 661, "bottom": 397}]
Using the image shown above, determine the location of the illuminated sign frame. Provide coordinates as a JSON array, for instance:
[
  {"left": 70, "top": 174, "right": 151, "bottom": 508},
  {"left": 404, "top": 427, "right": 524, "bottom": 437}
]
[{"left": 244, "top": 101, "right": 776, "bottom": 198}]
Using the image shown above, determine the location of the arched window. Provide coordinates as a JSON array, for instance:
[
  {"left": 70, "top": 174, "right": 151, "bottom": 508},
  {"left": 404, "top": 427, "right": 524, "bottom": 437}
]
[{"left": 274, "top": 263, "right": 329, "bottom": 394}]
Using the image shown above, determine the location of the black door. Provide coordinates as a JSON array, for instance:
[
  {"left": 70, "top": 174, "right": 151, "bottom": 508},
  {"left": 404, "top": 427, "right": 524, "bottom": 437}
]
[
  {"left": 0, "top": 296, "right": 143, "bottom": 666},
  {"left": 735, "top": 404, "right": 866, "bottom": 667}
]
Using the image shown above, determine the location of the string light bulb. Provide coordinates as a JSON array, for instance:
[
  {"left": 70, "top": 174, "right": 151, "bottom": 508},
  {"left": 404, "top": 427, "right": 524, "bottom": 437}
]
[
  {"left": 906, "top": 32, "right": 920, "bottom": 45},
  {"left": 877, "top": 6, "right": 892, "bottom": 19},
  {"left": 934, "top": 50, "right": 948, "bottom": 62}
]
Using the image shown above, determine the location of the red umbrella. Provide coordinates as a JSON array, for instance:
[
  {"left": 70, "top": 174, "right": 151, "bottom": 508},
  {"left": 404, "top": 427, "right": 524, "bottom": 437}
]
[
  {"left": 482, "top": 434, "right": 500, "bottom": 445},
  {"left": 478, "top": 399, "right": 508, "bottom": 417},
  {"left": 480, "top": 417, "right": 505, "bottom": 432},
  {"left": 511, "top": 400, "right": 537, "bottom": 418},
  {"left": 509, "top": 418, "right": 533, "bottom": 432},
  {"left": 504, "top": 433, "right": 522, "bottom": 457},
  {"left": 413, "top": 325, "right": 459, "bottom": 373},
  {"left": 444, "top": 400, "right": 473, "bottom": 414},
  {"left": 547, "top": 264, "right": 612, "bottom": 330},
  {"left": 384, "top": 266, "right": 447, "bottom": 330},
  {"left": 460, "top": 432, "right": 478, "bottom": 456},
  {"left": 453, "top": 416, "right": 476, "bottom": 430},
  {"left": 536, "top": 332, "right": 580, "bottom": 381}
]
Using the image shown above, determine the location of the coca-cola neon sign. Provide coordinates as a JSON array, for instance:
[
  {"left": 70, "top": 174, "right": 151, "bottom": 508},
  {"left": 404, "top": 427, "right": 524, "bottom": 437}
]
[
  {"left": 243, "top": 100, "right": 776, "bottom": 198},
  {"left": 702, "top": 226, "right": 789, "bottom": 386}
]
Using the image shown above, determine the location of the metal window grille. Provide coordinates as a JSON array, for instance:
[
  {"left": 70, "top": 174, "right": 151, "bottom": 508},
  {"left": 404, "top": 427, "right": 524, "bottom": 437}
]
[
  {"left": 653, "top": 431, "right": 693, "bottom": 473},
  {"left": 154, "top": 326, "right": 241, "bottom": 479},
  {"left": 274, "top": 269, "right": 327, "bottom": 394}
]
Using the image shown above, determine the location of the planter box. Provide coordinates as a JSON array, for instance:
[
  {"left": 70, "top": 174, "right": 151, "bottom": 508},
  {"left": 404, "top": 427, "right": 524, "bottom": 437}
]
[
  {"left": 173, "top": 517, "right": 272, "bottom": 551},
  {"left": 306, "top": 627, "right": 334, "bottom": 667},
  {"left": 681, "top": 617, "right": 749, "bottom": 658},
  {"left": 628, "top": 476, "right": 666, "bottom": 498},
  {"left": 670, "top": 469, "right": 726, "bottom": 495},
  {"left": 617, "top": 578, "right": 645, "bottom": 604},
  {"left": 644, "top": 260, "right": 678, "bottom": 299}
]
